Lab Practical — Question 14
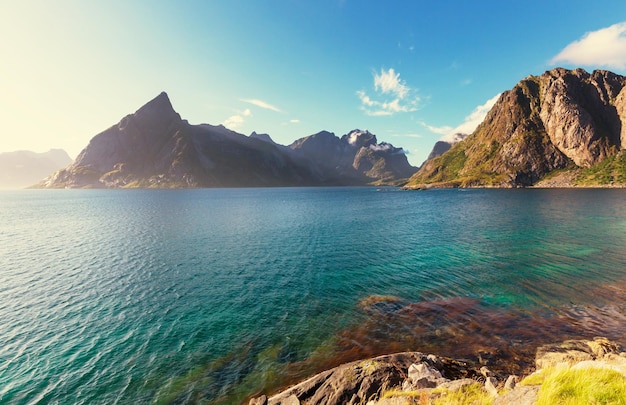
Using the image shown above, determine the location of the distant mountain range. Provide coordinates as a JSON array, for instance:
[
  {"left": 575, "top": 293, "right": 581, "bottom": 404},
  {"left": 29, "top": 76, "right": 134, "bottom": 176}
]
[
  {"left": 0, "top": 149, "right": 71, "bottom": 189},
  {"left": 35, "top": 93, "right": 417, "bottom": 188},
  {"left": 27, "top": 68, "right": 626, "bottom": 189},
  {"left": 407, "top": 68, "right": 626, "bottom": 188}
]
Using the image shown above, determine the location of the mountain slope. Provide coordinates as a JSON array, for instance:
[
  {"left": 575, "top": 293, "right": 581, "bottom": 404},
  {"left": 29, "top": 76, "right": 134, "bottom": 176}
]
[
  {"left": 406, "top": 68, "right": 626, "bottom": 188},
  {"left": 36, "top": 93, "right": 415, "bottom": 188},
  {"left": 423, "top": 133, "right": 468, "bottom": 164}
]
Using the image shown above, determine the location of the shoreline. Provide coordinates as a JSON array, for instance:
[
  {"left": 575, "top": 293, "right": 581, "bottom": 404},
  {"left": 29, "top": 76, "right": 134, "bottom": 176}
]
[{"left": 250, "top": 337, "right": 626, "bottom": 405}]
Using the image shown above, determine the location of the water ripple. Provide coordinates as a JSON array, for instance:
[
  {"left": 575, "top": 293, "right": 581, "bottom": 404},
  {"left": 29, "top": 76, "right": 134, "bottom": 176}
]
[{"left": 1, "top": 188, "right": 625, "bottom": 404}]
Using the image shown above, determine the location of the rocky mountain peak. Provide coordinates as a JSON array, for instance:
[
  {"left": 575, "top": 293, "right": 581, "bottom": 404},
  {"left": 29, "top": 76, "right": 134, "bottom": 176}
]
[
  {"left": 249, "top": 132, "right": 276, "bottom": 144},
  {"left": 343, "top": 129, "right": 377, "bottom": 149},
  {"left": 129, "top": 91, "right": 181, "bottom": 131},
  {"left": 406, "top": 67, "right": 626, "bottom": 188},
  {"left": 35, "top": 94, "right": 416, "bottom": 188}
]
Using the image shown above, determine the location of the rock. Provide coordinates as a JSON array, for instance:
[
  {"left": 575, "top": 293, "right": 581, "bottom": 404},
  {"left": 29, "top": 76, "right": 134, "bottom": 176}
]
[
  {"left": 587, "top": 336, "right": 622, "bottom": 358},
  {"left": 493, "top": 385, "right": 539, "bottom": 405},
  {"left": 281, "top": 395, "right": 300, "bottom": 405},
  {"left": 268, "top": 352, "right": 481, "bottom": 405},
  {"left": 484, "top": 376, "right": 499, "bottom": 397},
  {"left": 408, "top": 363, "right": 443, "bottom": 382},
  {"left": 436, "top": 378, "right": 476, "bottom": 392},
  {"left": 480, "top": 366, "right": 494, "bottom": 378},
  {"left": 249, "top": 395, "right": 268, "bottom": 405},
  {"left": 404, "top": 362, "right": 449, "bottom": 389},
  {"left": 504, "top": 375, "right": 518, "bottom": 390},
  {"left": 535, "top": 337, "right": 623, "bottom": 369}
]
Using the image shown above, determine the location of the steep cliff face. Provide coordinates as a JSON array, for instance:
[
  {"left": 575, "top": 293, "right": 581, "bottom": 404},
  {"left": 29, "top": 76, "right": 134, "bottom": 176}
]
[
  {"left": 406, "top": 68, "right": 626, "bottom": 188},
  {"left": 37, "top": 94, "right": 415, "bottom": 188}
]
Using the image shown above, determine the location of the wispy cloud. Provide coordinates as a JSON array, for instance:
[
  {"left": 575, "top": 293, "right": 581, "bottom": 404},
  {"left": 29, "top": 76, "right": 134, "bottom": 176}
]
[
  {"left": 550, "top": 22, "right": 626, "bottom": 69},
  {"left": 441, "top": 94, "right": 500, "bottom": 142},
  {"left": 374, "top": 68, "right": 409, "bottom": 98},
  {"left": 240, "top": 98, "right": 282, "bottom": 113},
  {"left": 282, "top": 118, "right": 301, "bottom": 126},
  {"left": 419, "top": 122, "right": 453, "bottom": 136},
  {"left": 357, "top": 68, "right": 420, "bottom": 116},
  {"left": 222, "top": 108, "right": 252, "bottom": 129},
  {"left": 421, "top": 94, "right": 500, "bottom": 142}
]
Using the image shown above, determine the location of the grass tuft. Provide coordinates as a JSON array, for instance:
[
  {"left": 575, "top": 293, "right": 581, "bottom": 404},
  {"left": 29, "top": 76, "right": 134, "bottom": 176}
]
[{"left": 520, "top": 366, "right": 626, "bottom": 405}]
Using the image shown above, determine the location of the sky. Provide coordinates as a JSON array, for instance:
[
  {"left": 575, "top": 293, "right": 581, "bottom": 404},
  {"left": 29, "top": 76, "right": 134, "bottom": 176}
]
[{"left": 1, "top": 0, "right": 626, "bottom": 166}]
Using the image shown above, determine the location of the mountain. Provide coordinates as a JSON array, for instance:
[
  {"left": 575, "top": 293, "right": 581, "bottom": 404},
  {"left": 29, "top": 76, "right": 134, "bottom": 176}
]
[
  {"left": 0, "top": 149, "right": 71, "bottom": 189},
  {"left": 289, "top": 129, "right": 416, "bottom": 185},
  {"left": 405, "top": 68, "right": 626, "bottom": 188},
  {"left": 423, "top": 133, "right": 468, "bottom": 163},
  {"left": 36, "top": 93, "right": 416, "bottom": 188}
]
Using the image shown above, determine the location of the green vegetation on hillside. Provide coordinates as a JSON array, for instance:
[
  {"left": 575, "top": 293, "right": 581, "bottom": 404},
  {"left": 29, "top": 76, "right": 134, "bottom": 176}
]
[{"left": 574, "top": 150, "right": 626, "bottom": 186}]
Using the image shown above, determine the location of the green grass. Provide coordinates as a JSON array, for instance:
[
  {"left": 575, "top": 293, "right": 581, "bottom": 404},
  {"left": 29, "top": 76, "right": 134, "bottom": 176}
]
[
  {"left": 575, "top": 151, "right": 626, "bottom": 186},
  {"left": 520, "top": 366, "right": 626, "bottom": 405},
  {"left": 432, "top": 383, "right": 494, "bottom": 405},
  {"left": 381, "top": 382, "right": 494, "bottom": 405}
]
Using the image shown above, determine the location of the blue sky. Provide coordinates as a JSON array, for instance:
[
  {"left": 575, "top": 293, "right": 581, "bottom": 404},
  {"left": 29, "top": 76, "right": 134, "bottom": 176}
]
[{"left": 1, "top": 0, "right": 626, "bottom": 166}]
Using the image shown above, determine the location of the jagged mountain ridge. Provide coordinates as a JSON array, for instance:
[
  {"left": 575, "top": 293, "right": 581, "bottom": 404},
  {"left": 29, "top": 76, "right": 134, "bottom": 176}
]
[
  {"left": 406, "top": 68, "right": 626, "bottom": 188},
  {"left": 37, "top": 93, "right": 416, "bottom": 188},
  {"left": 290, "top": 129, "right": 416, "bottom": 184}
]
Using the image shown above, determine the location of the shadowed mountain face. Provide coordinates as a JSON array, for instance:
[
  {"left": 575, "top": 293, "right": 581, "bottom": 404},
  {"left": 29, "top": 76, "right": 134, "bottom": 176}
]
[
  {"left": 0, "top": 149, "right": 71, "bottom": 189},
  {"left": 289, "top": 129, "right": 416, "bottom": 185},
  {"left": 36, "top": 93, "right": 416, "bottom": 188},
  {"left": 407, "top": 68, "right": 626, "bottom": 188}
]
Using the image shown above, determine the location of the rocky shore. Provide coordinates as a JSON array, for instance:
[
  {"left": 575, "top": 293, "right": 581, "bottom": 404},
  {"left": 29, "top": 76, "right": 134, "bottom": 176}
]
[{"left": 249, "top": 337, "right": 626, "bottom": 405}]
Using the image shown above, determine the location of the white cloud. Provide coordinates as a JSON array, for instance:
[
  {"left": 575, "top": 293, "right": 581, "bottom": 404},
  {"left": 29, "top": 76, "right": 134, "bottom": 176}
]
[
  {"left": 419, "top": 122, "right": 453, "bottom": 136},
  {"left": 420, "top": 94, "right": 500, "bottom": 142},
  {"left": 222, "top": 108, "right": 252, "bottom": 129},
  {"left": 240, "top": 98, "right": 282, "bottom": 112},
  {"left": 550, "top": 22, "right": 626, "bottom": 69},
  {"left": 440, "top": 93, "right": 500, "bottom": 142},
  {"left": 357, "top": 68, "right": 420, "bottom": 116},
  {"left": 374, "top": 68, "right": 409, "bottom": 99},
  {"left": 289, "top": 119, "right": 300, "bottom": 124}
]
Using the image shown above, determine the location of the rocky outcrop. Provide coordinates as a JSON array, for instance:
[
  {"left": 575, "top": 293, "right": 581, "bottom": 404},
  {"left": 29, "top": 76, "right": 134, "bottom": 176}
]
[
  {"left": 0, "top": 149, "right": 71, "bottom": 189},
  {"left": 35, "top": 94, "right": 416, "bottom": 188},
  {"left": 256, "top": 352, "right": 481, "bottom": 405},
  {"left": 406, "top": 68, "right": 626, "bottom": 188},
  {"left": 253, "top": 338, "right": 625, "bottom": 405}
]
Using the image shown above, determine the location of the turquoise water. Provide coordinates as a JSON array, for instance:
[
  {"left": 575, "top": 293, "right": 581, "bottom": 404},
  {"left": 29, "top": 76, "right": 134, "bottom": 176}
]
[{"left": 1, "top": 188, "right": 625, "bottom": 404}]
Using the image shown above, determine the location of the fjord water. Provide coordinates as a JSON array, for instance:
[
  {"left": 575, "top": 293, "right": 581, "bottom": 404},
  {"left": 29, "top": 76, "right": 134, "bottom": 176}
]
[{"left": 1, "top": 188, "right": 626, "bottom": 404}]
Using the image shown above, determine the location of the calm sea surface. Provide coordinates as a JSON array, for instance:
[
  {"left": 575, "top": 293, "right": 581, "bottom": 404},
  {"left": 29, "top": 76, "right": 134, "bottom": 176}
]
[{"left": 1, "top": 187, "right": 626, "bottom": 404}]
